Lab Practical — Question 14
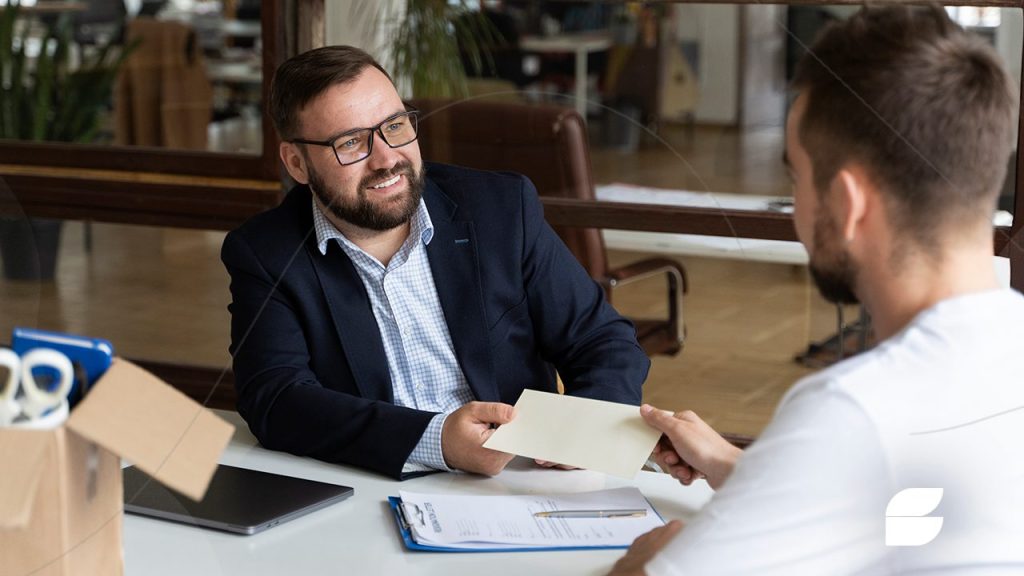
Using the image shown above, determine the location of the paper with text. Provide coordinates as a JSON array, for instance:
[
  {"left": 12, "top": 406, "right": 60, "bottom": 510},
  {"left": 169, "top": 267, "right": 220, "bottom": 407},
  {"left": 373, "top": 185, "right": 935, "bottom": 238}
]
[
  {"left": 398, "top": 487, "right": 663, "bottom": 549},
  {"left": 483, "top": 389, "right": 661, "bottom": 478}
]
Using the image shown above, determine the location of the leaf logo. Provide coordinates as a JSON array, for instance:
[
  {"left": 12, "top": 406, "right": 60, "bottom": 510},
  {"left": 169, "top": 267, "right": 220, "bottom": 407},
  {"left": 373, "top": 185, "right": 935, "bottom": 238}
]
[{"left": 885, "top": 488, "right": 944, "bottom": 547}]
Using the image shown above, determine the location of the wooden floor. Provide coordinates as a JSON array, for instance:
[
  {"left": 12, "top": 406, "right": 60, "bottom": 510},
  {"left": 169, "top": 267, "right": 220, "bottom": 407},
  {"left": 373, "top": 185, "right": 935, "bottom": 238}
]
[{"left": 0, "top": 124, "right": 850, "bottom": 438}]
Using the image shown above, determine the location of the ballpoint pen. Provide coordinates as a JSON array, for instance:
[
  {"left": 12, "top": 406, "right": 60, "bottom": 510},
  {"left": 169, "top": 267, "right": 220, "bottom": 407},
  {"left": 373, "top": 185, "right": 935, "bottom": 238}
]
[{"left": 533, "top": 509, "right": 648, "bottom": 519}]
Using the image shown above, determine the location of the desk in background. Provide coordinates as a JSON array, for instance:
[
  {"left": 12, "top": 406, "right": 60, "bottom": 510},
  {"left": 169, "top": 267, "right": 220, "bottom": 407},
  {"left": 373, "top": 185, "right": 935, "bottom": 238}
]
[
  {"left": 596, "top": 183, "right": 807, "bottom": 264},
  {"left": 520, "top": 32, "right": 613, "bottom": 120},
  {"left": 596, "top": 182, "right": 1014, "bottom": 267},
  {"left": 124, "top": 411, "right": 713, "bottom": 575}
]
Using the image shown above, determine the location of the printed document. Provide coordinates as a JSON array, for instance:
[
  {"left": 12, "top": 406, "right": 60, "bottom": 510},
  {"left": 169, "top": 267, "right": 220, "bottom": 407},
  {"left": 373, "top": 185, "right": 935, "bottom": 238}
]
[{"left": 397, "top": 487, "right": 663, "bottom": 549}]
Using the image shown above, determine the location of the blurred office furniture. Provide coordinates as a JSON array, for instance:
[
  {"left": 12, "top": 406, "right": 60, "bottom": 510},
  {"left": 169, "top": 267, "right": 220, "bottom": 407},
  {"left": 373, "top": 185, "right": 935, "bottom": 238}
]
[
  {"left": 138, "top": 0, "right": 167, "bottom": 18},
  {"left": 115, "top": 18, "right": 212, "bottom": 149},
  {"left": 456, "top": 8, "right": 532, "bottom": 89},
  {"left": 412, "top": 98, "right": 688, "bottom": 357},
  {"left": 72, "top": 0, "right": 127, "bottom": 45},
  {"left": 520, "top": 31, "right": 612, "bottom": 119},
  {"left": 599, "top": 6, "right": 699, "bottom": 149}
]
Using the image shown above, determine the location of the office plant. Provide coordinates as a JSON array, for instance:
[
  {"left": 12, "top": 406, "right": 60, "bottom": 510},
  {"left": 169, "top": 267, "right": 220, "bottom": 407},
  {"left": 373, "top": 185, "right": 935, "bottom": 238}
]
[
  {"left": 0, "top": 2, "right": 135, "bottom": 143},
  {"left": 0, "top": 1, "right": 136, "bottom": 279},
  {"left": 355, "top": 0, "right": 502, "bottom": 98}
]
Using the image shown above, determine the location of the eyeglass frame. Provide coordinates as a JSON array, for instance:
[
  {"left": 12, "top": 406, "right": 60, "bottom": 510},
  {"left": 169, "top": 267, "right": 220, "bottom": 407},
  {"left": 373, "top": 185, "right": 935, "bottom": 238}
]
[{"left": 287, "top": 107, "right": 420, "bottom": 167}]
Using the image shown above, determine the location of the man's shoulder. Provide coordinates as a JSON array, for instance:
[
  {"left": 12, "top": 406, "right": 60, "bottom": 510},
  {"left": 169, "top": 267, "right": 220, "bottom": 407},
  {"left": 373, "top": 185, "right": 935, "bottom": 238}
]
[
  {"left": 424, "top": 162, "right": 538, "bottom": 220},
  {"left": 425, "top": 162, "right": 529, "bottom": 191},
  {"left": 785, "top": 290, "right": 1024, "bottom": 431},
  {"left": 234, "top": 185, "right": 309, "bottom": 233},
  {"left": 225, "top": 185, "right": 311, "bottom": 256}
]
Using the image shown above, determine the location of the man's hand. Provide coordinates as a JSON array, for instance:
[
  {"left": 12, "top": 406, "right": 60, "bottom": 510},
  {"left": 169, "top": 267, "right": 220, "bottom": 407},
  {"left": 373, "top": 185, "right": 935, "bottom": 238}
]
[
  {"left": 641, "top": 404, "right": 742, "bottom": 490},
  {"left": 651, "top": 436, "right": 704, "bottom": 486},
  {"left": 534, "top": 459, "right": 578, "bottom": 470},
  {"left": 608, "top": 520, "right": 684, "bottom": 576},
  {"left": 441, "top": 401, "right": 517, "bottom": 476}
]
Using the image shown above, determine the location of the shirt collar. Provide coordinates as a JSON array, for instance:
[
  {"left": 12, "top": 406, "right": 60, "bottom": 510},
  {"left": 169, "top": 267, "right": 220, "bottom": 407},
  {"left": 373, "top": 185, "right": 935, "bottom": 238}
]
[{"left": 312, "top": 196, "right": 434, "bottom": 256}]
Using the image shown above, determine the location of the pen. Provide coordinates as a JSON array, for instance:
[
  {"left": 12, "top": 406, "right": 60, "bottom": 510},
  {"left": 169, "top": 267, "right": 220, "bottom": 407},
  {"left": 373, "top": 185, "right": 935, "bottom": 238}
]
[{"left": 533, "top": 509, "right": 647, "bottom": 519}]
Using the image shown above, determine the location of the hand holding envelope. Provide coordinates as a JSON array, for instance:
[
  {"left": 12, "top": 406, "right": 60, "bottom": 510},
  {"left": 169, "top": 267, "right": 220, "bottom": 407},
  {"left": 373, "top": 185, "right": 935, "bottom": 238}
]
[
  {"left": 482, "top": 390, "right": 662, "bottom": 479},
  {"left": 442, "top": 401, "right": 517, "bottom": 476},
  {"left": 640, "top": 404, "right": 743, "bottom": 490}
]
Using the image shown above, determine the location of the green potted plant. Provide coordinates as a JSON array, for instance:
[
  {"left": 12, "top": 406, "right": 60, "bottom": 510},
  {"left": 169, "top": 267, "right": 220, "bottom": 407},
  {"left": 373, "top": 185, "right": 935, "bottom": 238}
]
[
  {"left": 375, "top": 0, "right": 504, "bottom": 98},
  {"left": 0, "top": 1, "right": 136, "bottom": 280}
]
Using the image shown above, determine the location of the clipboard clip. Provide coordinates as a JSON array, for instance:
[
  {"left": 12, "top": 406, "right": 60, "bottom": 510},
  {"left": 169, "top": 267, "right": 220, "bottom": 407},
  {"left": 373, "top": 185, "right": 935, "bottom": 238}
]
[{"left": 398, "top": 502, "right": 425, "bottom": 531}]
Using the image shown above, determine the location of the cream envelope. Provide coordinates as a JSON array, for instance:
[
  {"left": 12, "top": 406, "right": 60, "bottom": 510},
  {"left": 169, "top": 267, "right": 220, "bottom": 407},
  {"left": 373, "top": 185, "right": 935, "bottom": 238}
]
[{"left": 483, "top": 389, "right": 661, "bottom": 478}]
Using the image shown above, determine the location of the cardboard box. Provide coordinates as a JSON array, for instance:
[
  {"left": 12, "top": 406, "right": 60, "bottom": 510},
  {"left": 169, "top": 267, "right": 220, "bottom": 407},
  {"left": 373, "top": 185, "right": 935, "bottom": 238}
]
[{"left": 0, "top": 359, "right": 234, "bottom": 576}]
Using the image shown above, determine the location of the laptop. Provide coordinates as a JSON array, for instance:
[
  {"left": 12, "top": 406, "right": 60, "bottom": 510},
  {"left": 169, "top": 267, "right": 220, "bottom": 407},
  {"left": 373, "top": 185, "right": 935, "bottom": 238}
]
[{"left": 123, "top": 464, "right": 354, "bottom": 535}]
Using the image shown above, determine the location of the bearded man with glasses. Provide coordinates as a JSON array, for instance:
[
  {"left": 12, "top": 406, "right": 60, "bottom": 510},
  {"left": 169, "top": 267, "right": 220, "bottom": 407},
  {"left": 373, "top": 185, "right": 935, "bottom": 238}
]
[{"left": 221, "top": 46, "right": 649, "bottom": 480}]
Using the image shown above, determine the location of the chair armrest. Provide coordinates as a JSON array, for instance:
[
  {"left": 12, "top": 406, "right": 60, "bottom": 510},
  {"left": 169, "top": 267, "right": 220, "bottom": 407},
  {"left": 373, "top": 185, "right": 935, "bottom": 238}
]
[
  {"left": 597, "top": 257, "right": 688, "bottom": 350},
  {"left": 605, "top": 257, "right": 688, "bottom": 292}
]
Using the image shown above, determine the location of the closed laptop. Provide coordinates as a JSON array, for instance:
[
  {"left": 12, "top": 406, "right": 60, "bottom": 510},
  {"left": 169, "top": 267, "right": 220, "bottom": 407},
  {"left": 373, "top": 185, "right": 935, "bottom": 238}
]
[{"left": 123, "top": 464, "right": 354, "bottom": 535}]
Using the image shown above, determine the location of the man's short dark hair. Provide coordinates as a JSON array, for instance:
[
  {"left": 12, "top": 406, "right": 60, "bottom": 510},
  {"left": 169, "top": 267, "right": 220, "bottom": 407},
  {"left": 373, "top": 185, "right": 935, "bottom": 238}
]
[
  {"left": 270, "top": 45, "right": 393, "bottom": 140},
  {"left": 792, "top": 5, "right": 1017, "bottom": 246}
]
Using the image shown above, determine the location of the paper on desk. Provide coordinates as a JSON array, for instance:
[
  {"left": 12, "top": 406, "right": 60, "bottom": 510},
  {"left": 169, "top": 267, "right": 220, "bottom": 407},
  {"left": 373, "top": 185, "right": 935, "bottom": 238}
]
[
  {"left": 398, "top": 487, "right": 663, "bottom": 549},
  {"left": 482, "top": 389, "right": 661, "bottom": 478}
]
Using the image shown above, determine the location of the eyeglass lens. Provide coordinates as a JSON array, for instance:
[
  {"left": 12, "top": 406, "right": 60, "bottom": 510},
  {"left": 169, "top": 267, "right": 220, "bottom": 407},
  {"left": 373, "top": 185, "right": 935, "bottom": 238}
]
[{"left": 334, "top": 113, "right": 418, "bottom": 165}]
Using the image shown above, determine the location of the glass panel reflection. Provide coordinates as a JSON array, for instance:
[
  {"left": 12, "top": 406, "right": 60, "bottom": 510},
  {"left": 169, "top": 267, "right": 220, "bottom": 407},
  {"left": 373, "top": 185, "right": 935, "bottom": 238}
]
[{"left": 0, "top": 0, "right": 262, "bottom": 154}]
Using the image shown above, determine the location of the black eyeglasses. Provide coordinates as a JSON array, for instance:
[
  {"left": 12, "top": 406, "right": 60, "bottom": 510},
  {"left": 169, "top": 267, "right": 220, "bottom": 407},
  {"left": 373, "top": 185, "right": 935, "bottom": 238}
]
[{"left": 289, "top": 109, "right": 420, "bottom": 166}]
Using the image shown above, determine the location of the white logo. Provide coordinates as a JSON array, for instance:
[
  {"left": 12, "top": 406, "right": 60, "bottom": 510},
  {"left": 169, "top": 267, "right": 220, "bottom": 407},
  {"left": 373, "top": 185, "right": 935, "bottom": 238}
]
[{"left": 885, "top": 488, "right": 944, "bottom": 547}]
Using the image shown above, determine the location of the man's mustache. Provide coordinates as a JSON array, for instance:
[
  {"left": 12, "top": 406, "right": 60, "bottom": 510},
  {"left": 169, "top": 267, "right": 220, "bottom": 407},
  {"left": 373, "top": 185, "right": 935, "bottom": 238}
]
[{"left": 359, "top": 162, "right": 415, "bottom": 190}]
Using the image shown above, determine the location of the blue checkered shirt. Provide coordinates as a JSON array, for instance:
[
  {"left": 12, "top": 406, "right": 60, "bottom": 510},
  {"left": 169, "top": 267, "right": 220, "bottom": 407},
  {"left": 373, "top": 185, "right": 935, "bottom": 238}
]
[{"left": 312, "top": 199, "right": 474, "bottom": 472}]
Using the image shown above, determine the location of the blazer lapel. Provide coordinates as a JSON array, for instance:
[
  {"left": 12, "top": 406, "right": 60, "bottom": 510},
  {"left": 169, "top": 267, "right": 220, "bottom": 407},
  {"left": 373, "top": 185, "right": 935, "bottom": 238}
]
[
  {"left": 424, "top": 185, "right": 498, "bottom": 402},
  {"left": 309, "top": 241, "right": 394, "bottom": 403}
]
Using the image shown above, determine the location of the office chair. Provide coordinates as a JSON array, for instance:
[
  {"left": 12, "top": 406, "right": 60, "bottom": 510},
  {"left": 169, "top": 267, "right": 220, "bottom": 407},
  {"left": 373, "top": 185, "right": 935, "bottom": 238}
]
[{"left": 411, "top": 98, "right": 688, "bottom": 357}]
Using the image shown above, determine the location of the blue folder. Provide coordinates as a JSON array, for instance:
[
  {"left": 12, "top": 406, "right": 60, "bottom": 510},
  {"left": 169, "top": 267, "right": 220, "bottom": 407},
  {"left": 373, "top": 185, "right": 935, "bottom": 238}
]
[
  {"left": 11, "top": 327, "right": 113, "bottom": 408},
  {"left": 388, "top": 496, "right": 644, "bottom": 553}
]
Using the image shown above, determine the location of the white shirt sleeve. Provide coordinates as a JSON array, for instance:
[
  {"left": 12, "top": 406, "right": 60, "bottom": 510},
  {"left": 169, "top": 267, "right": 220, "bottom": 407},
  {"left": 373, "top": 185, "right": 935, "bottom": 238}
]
[
  {"left": 405, "top": 412, "right": 453, "bottom": 472},
  {"left": 646, "top": 384, "right": 892, "bottom": 576}
]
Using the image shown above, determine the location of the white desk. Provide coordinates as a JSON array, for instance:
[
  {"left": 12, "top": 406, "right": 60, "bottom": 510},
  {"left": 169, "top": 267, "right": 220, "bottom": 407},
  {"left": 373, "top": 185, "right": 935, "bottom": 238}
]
[
  {"left": 596, "top": 183, "right": 808, "bottom": 264},
  {"left": 595, "top": 183, "right": 1015, "bottom": 265},
  {"left": 124, "top": 411, "right": 714, "bottom": 576},
  {"left": 520, "top": 32, "right": 613, "bottom": 120}
]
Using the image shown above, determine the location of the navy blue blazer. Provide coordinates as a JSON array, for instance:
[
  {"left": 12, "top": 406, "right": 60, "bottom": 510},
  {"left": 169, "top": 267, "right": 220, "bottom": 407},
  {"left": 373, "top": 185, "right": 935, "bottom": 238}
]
[{"left": 222, "top": 163, "right": 649, "bottom": 479}]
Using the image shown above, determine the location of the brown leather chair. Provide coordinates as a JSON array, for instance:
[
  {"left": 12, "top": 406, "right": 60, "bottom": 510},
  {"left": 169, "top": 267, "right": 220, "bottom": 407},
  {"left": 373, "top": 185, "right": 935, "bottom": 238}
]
[{"left": 411, "top": 98, "right": 688, "bottom": 357}]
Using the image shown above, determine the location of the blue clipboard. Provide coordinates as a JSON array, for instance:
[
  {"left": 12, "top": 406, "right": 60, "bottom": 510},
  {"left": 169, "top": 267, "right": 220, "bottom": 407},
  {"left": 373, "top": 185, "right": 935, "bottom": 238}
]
[{"left": 388, "top": 496, "right": 638, "bottom": 553}]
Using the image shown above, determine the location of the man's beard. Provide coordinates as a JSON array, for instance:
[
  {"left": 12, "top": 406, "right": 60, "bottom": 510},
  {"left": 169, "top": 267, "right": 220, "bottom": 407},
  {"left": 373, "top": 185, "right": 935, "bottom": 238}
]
[
  {"left": 309, "top": 161, "right": 424, "bottom": 231},
  {"left": 808, "top": 205, "right": 860, "bottom": 305}
]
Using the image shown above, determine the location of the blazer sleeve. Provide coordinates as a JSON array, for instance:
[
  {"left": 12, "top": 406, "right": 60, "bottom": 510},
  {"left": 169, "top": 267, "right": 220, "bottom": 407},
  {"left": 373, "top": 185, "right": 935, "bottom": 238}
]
[
  {"left": 517, "top": 177, "right": 650, "bottom": 404},
  {"left": 221, "top": 230, "right": 435, "bottom": 479}
]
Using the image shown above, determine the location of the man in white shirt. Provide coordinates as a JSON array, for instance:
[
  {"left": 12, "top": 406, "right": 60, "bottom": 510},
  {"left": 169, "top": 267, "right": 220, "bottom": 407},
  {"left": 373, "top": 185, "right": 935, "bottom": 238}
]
[{"left": 611, "top": 5, "right": 1024, "bottom": 574}]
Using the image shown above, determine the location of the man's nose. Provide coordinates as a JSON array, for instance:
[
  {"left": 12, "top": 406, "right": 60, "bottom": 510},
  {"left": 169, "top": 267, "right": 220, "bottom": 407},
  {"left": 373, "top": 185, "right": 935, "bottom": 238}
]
[{"left": 365, "top": 133, "right": 403, "bottom": 169}]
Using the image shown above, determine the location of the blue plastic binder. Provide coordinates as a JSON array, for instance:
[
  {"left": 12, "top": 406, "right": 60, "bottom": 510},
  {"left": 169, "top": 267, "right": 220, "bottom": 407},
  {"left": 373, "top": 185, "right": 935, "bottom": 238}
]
[
  {"left": 11, "top": 327, "right": 113, "bottom": 408},
  {"left": 388, "top": 496, "right": 640, "bottom": 553}
]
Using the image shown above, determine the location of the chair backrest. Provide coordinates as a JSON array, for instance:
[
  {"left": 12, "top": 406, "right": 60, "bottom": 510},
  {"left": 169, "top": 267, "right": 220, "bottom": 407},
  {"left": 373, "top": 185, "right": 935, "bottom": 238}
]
[{"left": 411, "top": 98, "right": 609, "bottom": 279}]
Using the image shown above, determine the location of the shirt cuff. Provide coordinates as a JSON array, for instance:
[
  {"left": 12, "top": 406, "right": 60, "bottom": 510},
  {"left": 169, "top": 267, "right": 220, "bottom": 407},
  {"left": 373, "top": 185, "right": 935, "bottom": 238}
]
[{"left": 406, "top": 412, "right": 453, "bottom": 472}]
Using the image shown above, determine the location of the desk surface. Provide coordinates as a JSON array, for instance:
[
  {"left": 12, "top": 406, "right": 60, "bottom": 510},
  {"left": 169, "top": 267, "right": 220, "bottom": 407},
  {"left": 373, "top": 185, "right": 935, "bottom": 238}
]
[
  {"left": 520, "top": 32, "right": 613, "bottom": 53},
  {"left": 124, "top": 411, "right": 713, "bottom": 576},
  {"left": 595, "top": 184, "right": 1014, "bottom": 265},
  {"left": 596, "top": 183, "right": 808, "bottom": 264}
]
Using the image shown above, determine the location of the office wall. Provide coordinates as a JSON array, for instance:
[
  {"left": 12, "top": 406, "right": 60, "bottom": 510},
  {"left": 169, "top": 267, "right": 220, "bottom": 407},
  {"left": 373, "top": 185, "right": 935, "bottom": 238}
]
[
  {"left": 325, "top": 0, "right": 402, "bottom": 80},
  {"left": 673, "top": 5, "right": 740, "bottom": 125},
  {"left": 996, "top": 8, "right": 1023, "bottom": 87}
]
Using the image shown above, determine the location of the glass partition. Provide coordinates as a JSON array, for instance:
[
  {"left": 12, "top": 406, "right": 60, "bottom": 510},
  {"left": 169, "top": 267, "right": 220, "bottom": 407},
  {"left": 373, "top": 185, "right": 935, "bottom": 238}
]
[{"left": 1, "top": 1, "right": 1019, "bottom": 436}]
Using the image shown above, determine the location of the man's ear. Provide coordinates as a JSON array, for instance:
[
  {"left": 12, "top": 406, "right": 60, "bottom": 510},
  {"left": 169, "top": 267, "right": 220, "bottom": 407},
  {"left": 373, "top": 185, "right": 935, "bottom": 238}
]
[
  {"left": 832, "top": 166, "right": 868, "bottom": 243},
  {"left": 280, "top": 142, "right": 310, "bottom": 184}
]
